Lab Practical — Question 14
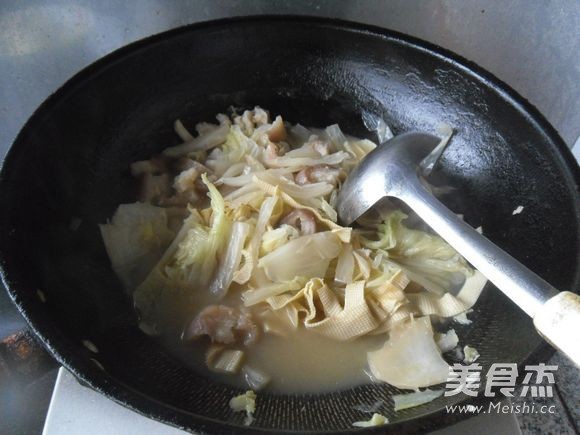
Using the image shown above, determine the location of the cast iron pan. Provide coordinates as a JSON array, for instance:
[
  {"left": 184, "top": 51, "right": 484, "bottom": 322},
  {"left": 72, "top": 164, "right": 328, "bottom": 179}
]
[{"left": 0, "top": 16, "right": 579, "bottom": 434}]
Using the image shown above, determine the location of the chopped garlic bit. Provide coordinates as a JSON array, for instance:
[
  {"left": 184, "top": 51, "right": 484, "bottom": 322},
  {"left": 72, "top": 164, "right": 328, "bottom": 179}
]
[
  {"left": 512, "top": 205, "right": 524, "bottom": 215},
  {"left": 229, "top": 390, "right": 256, "bottom": 412},
  {"left": 229, "top": 390, "right": 256, "bottom": 426},
  {"left": 435, "top": 329, "right": 459, "bottom": 353},
  {"left": 352, "top": 413, "right": 389, "bottom": 427},
  {"left": 463, "top": 345, "right": 480, "bottom": 363},
  {"left": 453, "top": 311, "right": 472, "bottom": 325}
]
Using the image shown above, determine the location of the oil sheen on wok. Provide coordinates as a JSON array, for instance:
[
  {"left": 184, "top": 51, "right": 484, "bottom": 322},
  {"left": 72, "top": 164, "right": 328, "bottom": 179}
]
[{"left": 99, "top": 107, "right": 487, "bottom": 393}]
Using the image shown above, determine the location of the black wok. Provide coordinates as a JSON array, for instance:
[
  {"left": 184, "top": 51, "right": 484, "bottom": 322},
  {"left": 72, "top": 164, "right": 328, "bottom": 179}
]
[{"left": 0, "top": 16, "right": 579, "bottom": 434}]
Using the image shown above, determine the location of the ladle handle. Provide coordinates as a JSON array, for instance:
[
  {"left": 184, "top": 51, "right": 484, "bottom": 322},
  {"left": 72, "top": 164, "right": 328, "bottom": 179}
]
[
  {"left": 534, "top": 291, "right": 580, "bottom": 367},
  {"left": 400, "top": 182, "right": 580, "bottom": 366}
]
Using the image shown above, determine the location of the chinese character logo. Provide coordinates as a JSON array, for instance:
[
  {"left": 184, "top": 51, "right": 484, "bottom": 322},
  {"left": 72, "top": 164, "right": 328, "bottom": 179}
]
[
  {"left": 485, "top": 363, "right": 518, "bottom": 397},
  {"left": 444, "top": 363, "right": 556, "bottom": 398},
  {"left": 445, "top": 364, "right": 481, "bottom": 397},
  {"left": 520, "top": 364, "right": 557, "bottom": 398}
]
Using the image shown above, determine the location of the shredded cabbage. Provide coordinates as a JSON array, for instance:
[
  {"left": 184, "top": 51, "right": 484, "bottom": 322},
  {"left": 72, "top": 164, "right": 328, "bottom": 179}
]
[
  {"left": 99, "top": 202, "right": 174, "bottom": 290},
  {"left": 242, "top": 366, "right": 271, "bottom": 391},
  {"left": 258, "top": 231, "right": 342, "bottom": 282},
  {"left": 367, "top": 317, "right": 450, "bottom": 389},
  {"left": 210, "top": 221, "right": 251, "bottom": 298},
  {"left": 163, "top": 123, "right": 229, "bottom": 157},
  {"left": 325, "top": 124, "right": 347, "bottom": 151},
  {"left": 362, "top": 210, "right": 472, "bottom": 294},
  {"left": 100, "top": 107, "right": 486, "bottom": 398},
  {"left": 212, "top": 349, "right": 245, "bottom": 373},
  {"left": 260, "top": 224, "right": 300, "bottom": 255},
  {"left": 393, "top": 389, "right": 443, "bottom": 411},
  {"left": 242, "top": 277, "right": 307, "bottom": 306},
  {"left": 335, "top": 244, "right": 355, "bottom": 284},
  {"left": 352, "top": 413, "right": 389, "bottom": 427},
  {"left": 463, "top": 345, "right": 480, "bottom": 363},
  {"left": 168, "top": 174, "right": 231, "bottom": 287}
]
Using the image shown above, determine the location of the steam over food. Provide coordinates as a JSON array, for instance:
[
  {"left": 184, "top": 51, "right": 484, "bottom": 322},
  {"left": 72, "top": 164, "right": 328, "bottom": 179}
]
[{"left": 100, "top": 107, "right": 486, "bottom": 397}]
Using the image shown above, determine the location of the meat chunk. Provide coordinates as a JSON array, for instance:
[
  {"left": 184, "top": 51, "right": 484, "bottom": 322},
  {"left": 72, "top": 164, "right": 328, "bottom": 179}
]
[
  {"left": 173, "top": 157, "right": 203, "bottom": 172},
  {"left": 265, "top": 142, "right": 281, "bottom": 160},
  {"left": 185, "top": 305, "right": 237, "bottom": 344},
  {"left": 173, "top": 167, "right": 200, "bottom": 193},
  {"left": 235, "top": 310, "right": 260, "bottom": 345},
  {"left": 281, "top": 209, "right": 317, "bottom": 235},
  {"left": 295, "top": 164, "right": 343, "bottom": 186},
  {"left": 234, "top": 107, "right": 270, "bottom": 136},
  {"left": 135, "top": 157, "right": 215, "bottom": 207},
  {"left": 266, "top": 116, "right": 287, "bottom": 142},
  {"left": 311, "top": 140, "right": 330, "bottom": 156},
  {"left": 183, "top": 305, "right": 259, "bottom": 345},
  {"left": 234, "top": 111, "right": 255, "bottom": 136}
]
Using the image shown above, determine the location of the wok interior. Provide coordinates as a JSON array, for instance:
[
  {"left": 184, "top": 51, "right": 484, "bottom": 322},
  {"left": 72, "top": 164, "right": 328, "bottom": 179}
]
[{"left": 1, "top": 19, "right": 578, "bottom": 432}]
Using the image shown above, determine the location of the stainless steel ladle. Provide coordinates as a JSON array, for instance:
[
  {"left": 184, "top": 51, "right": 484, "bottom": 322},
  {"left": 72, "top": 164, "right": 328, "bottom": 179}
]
[{"left": 337, "top": 132, "right": 580, "bottom": 366}]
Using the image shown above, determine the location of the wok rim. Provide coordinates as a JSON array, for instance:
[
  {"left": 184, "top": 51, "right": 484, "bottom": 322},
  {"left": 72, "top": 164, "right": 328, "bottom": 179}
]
[{"left": 0, "top": 14, "right": 578, "bottom": 434}]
